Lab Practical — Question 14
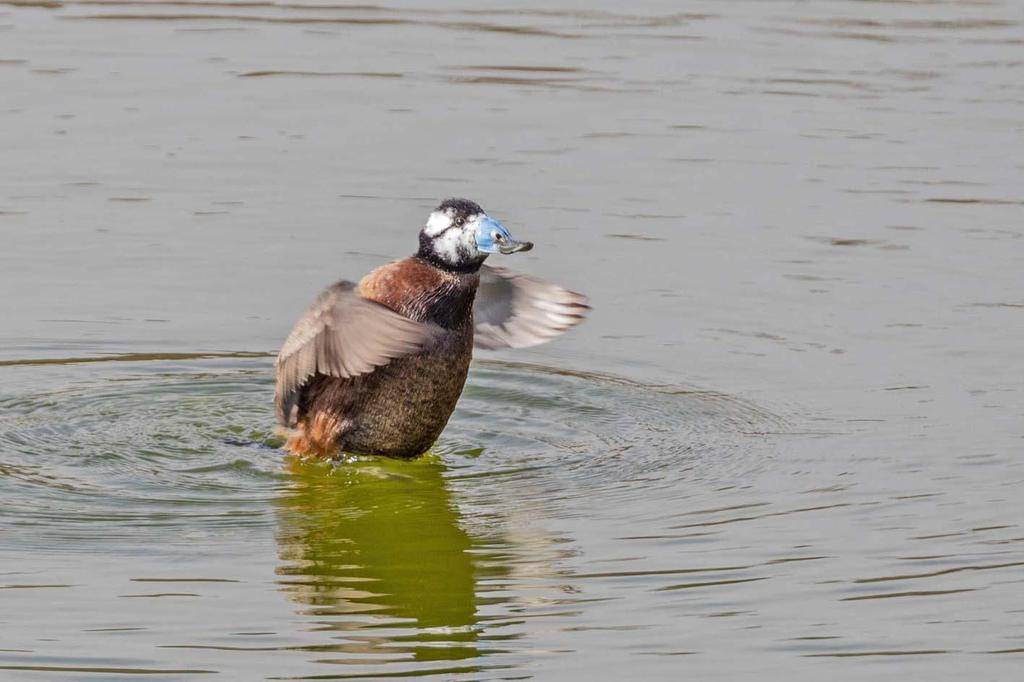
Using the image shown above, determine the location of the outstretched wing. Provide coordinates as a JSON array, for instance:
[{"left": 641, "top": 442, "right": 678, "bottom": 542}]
[
  {"left": 473, "top": 265, "right": 589, "bottom": 350},
  {"left": 274, "top": 281, "right": 439, "bottom": 426}
]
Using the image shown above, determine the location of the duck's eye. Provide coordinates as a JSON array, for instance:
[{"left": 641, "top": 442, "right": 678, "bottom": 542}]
[
  {"left": 454, "top": 217, "right": 465, "bottom": 227},
  {"left": 493, "top": 232, "right": 505, "bottom": 243}
]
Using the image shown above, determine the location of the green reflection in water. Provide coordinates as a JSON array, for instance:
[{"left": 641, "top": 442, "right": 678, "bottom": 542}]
[{"left": 275, "top": 455, "right": 483, "bottom": 665}]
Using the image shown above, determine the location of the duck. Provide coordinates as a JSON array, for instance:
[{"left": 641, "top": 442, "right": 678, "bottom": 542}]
[{"left": 274, "top": 198, "right": 589, "bottom": 459}]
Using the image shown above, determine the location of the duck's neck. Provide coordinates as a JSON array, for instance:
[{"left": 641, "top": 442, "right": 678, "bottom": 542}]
[
  {"left": 415, "top": 236, "right": 487, "bottom": 274},
  {"left": 411, "top": 258, "right": 480, "bottom": 329}
]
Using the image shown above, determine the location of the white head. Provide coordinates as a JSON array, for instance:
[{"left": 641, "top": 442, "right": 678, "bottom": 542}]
[{"left": 417, "top": 198, "right": 532, "bottom": 272}]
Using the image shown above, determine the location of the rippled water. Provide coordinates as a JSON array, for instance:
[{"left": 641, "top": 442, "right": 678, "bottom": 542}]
[
  {"left": 1, "top": 355, "right": 782, "bottom": 679},
  {"left": 2, "top": 0, "right": 1024, "bottom": 679}
]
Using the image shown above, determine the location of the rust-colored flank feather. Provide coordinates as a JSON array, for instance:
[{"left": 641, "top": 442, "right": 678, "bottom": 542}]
[{"left": 284, "top": 411, "right": 346, "bottom": 459}]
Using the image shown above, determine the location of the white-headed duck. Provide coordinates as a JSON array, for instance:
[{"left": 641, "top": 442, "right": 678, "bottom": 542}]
[{"left": 274, "top": 198, "right": 588, "bottom": 459}]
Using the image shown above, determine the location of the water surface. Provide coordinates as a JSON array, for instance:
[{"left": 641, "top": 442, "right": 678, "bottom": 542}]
[{"left": 2, "top": 1, "right": 1023, "bottom": 679}]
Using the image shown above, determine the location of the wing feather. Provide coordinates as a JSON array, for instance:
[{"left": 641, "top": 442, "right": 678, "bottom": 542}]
[
  {"left": 274, "top": 281, "right": 439, "bottom": 426},
  {"left": 473, "top": 265, "right": 589, "bottom": 350}
]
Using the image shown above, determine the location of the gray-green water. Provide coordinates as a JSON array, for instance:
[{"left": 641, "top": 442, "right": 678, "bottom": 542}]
[{"left": 2, "top": 1, "right": 1023, "bottom": 680}]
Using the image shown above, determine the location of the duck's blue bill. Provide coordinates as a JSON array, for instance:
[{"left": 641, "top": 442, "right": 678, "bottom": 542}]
[{"left": 476, "top": 216, "right": 534, "bottom": 254}]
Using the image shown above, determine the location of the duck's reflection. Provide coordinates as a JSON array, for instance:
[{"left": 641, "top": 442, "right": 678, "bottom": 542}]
[{"left": 275, "top": 456, "right": 479, "bottom": 663}]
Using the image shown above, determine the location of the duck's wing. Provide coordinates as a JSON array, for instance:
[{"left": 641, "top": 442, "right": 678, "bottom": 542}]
[
  {"left": 473, "top": 265, "right": 589, "bottom": 350},
  {"left": 274, "top": 281, "right": 439, "bottom": 426}
]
